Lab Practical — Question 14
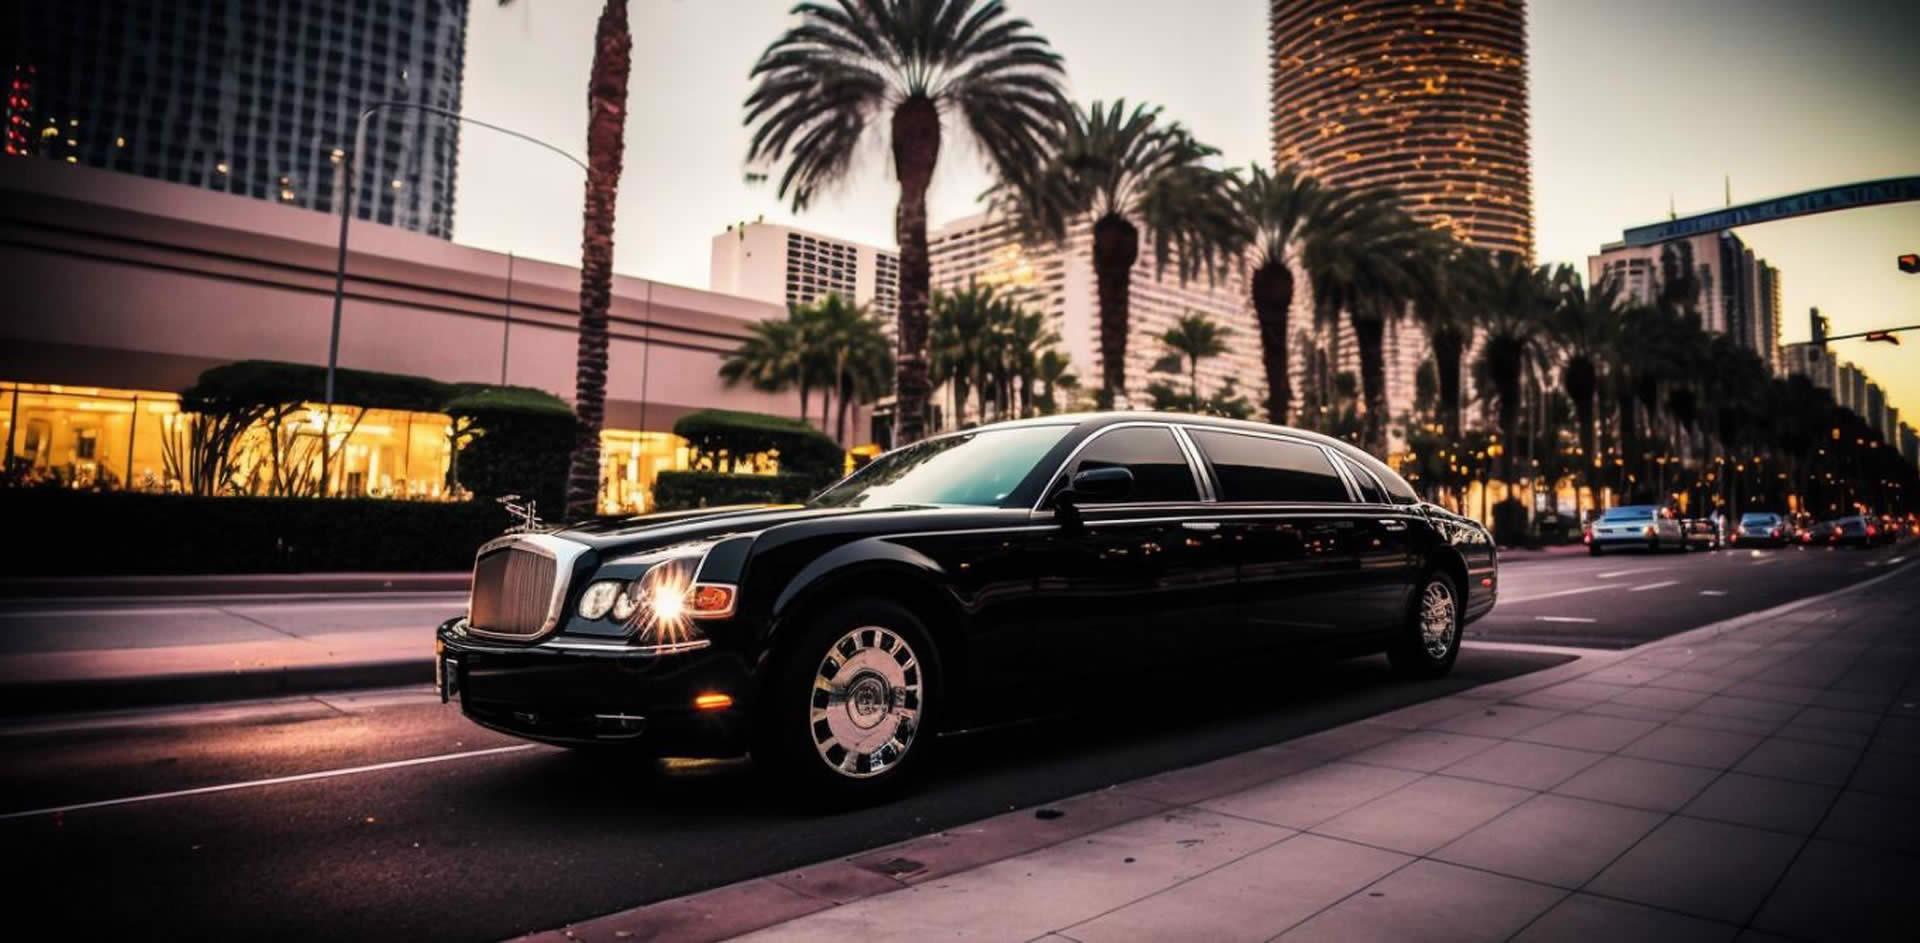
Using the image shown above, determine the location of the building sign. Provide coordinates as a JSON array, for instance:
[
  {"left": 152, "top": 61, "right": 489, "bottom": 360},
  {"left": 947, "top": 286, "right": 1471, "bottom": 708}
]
[{"left": 1621, "top": 176, "right": 1920, "bottom": 247}]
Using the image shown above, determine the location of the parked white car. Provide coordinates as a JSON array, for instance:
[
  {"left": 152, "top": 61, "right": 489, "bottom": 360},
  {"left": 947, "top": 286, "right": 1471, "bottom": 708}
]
[{"left": 1585, "top": 505, "right": 1684, "bottom": 555}]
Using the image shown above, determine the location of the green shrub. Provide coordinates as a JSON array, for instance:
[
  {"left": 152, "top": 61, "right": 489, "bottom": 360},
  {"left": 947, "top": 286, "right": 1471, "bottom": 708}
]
[
  {"left": 672, "top": 409, "right": 843, "bottom": 485},
  {"left": 1, "top": 489, "right": 508, "bottom": 575},
  {"left": 652, "top": 470, "right": 817, "bottom": 512},
  {"left": 445, "top": 384, "right": 575, "bottom": 515}
]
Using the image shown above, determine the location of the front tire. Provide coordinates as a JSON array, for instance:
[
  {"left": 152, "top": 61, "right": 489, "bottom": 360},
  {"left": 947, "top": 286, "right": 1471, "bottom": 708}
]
[
  {"left": 1389, "top": 571, "right": 1461, "bottom": 680},
  {"left": 755, "top": 599, "right": 940, "bottom": 805}
]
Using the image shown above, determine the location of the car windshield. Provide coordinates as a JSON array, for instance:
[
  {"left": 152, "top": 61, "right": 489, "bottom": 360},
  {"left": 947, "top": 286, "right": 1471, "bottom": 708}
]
[
  {"left": 810, "top": 425, "right": 1071, "bottom": 509},
  {"left": 1599, "top": 507, "right": 1653, "bottom": 522},
  {"left": 1741, "top": 513, "right": 1776, "bottom": 524}
]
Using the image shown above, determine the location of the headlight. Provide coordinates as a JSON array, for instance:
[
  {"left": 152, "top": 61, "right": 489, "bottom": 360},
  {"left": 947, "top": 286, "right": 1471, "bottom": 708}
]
[{"left": 577, "top": 580, "right": 626, "bottom": 620}]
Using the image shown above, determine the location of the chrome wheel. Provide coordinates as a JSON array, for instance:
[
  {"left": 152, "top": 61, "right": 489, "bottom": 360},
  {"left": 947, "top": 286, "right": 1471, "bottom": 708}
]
[
  {"left": 809, "top": 625, "right": 922, "bottom": 779},
  {"left": 1420, "top": 581, "right": 1457, "bottom": 660}
]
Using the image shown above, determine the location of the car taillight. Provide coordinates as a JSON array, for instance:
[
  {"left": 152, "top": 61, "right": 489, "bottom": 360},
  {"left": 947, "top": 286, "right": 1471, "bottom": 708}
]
[
  {"left": 1643, "top": 526, "right": 1655, "bottom": 536},
  {"left": 1771, "top": 528, "right": 1781, "bottom": 537},
  {"left": 1866, "top": 525, "right": 1876, "bottom": 536}
]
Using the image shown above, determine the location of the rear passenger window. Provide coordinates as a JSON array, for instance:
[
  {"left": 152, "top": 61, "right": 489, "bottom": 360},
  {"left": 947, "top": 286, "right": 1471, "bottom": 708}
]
[
  {"left": 1335, "top": 455, "right": 1387, "bottom": 503},
  {"left": 1068, "top": 426, "right": 1198, "bottom": 503},
  {"left": 1189, "top": 430, "right": 1350, "bottom": 503}
]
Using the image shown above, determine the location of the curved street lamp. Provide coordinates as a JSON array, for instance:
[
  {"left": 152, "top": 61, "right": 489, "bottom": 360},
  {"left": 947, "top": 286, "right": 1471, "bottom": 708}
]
[{"left": 322, "top": 101, "right": 588, "bottom": 493}]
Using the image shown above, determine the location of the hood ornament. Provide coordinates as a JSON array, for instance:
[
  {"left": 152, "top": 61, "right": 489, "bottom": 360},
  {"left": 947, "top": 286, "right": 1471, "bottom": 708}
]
[{"left": 497, "top": 494, "right": 549, "bottom": 534}]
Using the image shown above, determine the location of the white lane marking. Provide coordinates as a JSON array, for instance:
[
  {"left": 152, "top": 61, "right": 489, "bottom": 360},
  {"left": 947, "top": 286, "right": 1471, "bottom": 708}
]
[
  {"left": 1891, "top": 556, "right": 1908, "bottom": 565},
  {"left": 1629, "top": 580, "right": 1680, "bottom": 592},
  {"left": 1534, "top": 616, "right": 1598, "bottom": 624},
  {"left": 1596, "top": 568, "right": 1657, "bottom": 579},
  {"left": 1496, "top": 585, "right": 1614, "bottom": 605},
  {"left": 1700, "top": 590, "right": 1729, "bottom": 597},
  {"left": 1865, "top": 560, "right": 1882, "bottom": 568},
  {"left": 0, "top": 607, "right": 222, "bottom": 619},
  {"left": 0, "top": 744, "right": 540, "bottom": 820},
  {"left": 1751, "top": 558, "right": 1781, "bottom": 566}
]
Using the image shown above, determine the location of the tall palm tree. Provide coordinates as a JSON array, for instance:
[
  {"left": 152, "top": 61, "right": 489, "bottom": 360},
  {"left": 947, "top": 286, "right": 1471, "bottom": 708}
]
[
  {"left": 1476, "top": 252, "right": 1556, "bottom": 495},
  {"left": 533, "top": 0, "right": 631, "bottom": 521},
  {"left": 1306, "top": 187, "right": 1424, "bottom": 453},
  {"left": 720, "top": 304, "right": 816, "bottom": 421},
  {"left": 930, "top": 283, "right": 997, "bottom": 426},
  {"left": 744, "top": 0, "right": 1069, "bottom": 447},
  {"left": 1234, "top": 164, "right": 1326, "bottom": 425},
  {"left": 1552, "top": 267, "right": 1623, "bottom": 513},
  {"left": 1407, "top": 231, "right": 1477, "bottom": 443},
  {"left": 1157, "top": 313, "right": 1231, "bottom": 400},
  {"left": 989, "top": 99, "right": 1242, "bottom": 408},
  {"left": 1034, "top": 348, "right": 1078, "bottom": 414},
  {"left": 833, "top": 311, "right": 895, "bottom": 443}
]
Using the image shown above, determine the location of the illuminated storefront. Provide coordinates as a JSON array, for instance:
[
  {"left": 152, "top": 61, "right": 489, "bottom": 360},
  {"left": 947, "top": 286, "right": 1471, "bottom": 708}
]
[{"left": 4, "top": 381, "right": 721, "bottom": 512}]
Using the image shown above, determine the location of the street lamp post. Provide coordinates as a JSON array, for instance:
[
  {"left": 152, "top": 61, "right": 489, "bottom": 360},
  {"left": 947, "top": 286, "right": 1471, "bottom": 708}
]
[{"left": 323, "top": 101, "right": 587, "bottom": 493}]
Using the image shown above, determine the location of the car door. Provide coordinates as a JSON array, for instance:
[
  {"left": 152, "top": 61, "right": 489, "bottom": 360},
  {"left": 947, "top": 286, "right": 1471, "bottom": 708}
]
[
  {"left": 1330, "top": 452, "right": 1421, "bottom": 631},
  {"left": 1183, "top": 428, "right": 1361, "bottom": 650},
  {"left": 1024, "top": 423, "right": 1235, "bottom": 683}
]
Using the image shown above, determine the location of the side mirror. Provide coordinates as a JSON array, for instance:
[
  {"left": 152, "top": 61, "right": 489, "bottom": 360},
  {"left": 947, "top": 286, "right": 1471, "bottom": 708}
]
[{"left": 1059, "top": 466, "right": 1134, "bottom": 506}]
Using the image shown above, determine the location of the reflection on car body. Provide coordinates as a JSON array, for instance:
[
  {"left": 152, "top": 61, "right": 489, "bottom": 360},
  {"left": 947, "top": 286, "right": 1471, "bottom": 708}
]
[{"left": 434, "top": 413, "right": 1497, "bottom": 801}]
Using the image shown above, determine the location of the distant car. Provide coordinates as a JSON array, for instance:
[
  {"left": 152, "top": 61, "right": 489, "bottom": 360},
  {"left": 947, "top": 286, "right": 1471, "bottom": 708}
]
[
  {"left": 1681, "top": 518, "right": 1722, "bottom": 551},
  {"left": 1586, "top": 505, "right": 1683, "bottom": 555},
  {"left": 1821, "top": 516, "right": 1873, "bottom": 548},
  {"left": 1730, "top": 512, "right": 1787, "bottom": 548}
]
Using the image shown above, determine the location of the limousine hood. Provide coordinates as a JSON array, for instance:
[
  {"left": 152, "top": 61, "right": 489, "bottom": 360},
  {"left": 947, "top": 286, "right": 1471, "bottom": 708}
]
[{"left": 552, "top": 503, "right": 889, "bottom": 555}]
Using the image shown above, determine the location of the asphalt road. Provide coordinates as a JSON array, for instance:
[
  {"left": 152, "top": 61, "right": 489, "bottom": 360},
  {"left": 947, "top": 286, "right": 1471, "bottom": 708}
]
[
  {"left": 0, "top": 647, "right": 1564, "bottom": 941},
  {"left": 1472, "top": 537, "right": 1917, "bottom": 649},
  {"left": 1, "top": 538, "right": 1910, "bottom": 941}
]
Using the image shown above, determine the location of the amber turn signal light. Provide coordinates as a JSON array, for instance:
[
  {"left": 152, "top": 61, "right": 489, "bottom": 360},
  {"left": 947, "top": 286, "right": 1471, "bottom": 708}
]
[
  {"left": 689, "top": 583, "right": 736, "bottom": 618},
  {"left": 694, "top": 693, "right": 733, "bottom": 711}
]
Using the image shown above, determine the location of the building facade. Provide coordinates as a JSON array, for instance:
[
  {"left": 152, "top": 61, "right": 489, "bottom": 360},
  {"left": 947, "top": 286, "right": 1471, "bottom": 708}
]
[
  {"left": 710, "top": 220, "right": 900, "bottom": 329},
  {"left": 927, "top": 212, "right": 1267, "bottom": 423},
  {"left": 1269, "top": 0, "right": 1533, "bottom": 257},
  {"left": 1589, "top": 230, "right": 1783, "bottom": 370},
  {"left": 1, "top": 160, "right": 832, "bottom": 513},
  {"left": 7, "top": 0, "right": 467, "bottom": 238}
]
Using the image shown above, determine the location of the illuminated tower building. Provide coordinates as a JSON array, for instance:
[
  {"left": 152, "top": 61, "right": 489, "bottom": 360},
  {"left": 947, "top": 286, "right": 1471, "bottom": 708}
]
[
  {"left": 1269, "top": 0, "right": 1533, "bottom": 256},
  {"left": 7, "top": 0, "right": 469, "bottom": 238}
]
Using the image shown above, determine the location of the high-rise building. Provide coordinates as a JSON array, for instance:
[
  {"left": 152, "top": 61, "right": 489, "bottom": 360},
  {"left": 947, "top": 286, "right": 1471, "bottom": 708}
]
[
  {"left": 7, "top": 0, "right": 469, "bottom": 238},
  {"left": 1589, "top": 231, "right": 1782, "bottom": 368},
  {"left": 710, "top": 220, "right": 899, "bottom": 328},
  {"left": 928, "top": 212, "right": 1266, "bottom": 422},
  {"left": 1900, "top": 423, "right": 1918, "bottom": 469},
  {"left": 1269, "top": 0, "right": 1532, "bottom": 257}
]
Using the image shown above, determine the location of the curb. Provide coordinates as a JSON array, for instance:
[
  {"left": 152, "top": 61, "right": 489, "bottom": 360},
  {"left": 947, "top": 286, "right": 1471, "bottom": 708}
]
[
  {"left": 512, "top": 561, "right": 1917, "bottom": 943},
  {"left": 0, "top": 572, "right": 471, "bottom": 600},
  {"left": 0, "top": 659, "right": 433, "bottom": 717}
]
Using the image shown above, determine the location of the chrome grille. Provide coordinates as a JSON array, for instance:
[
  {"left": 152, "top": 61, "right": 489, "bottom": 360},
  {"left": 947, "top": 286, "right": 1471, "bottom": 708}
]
[{"left": 469, "top": 544, "right": 560, "bottom": 639}]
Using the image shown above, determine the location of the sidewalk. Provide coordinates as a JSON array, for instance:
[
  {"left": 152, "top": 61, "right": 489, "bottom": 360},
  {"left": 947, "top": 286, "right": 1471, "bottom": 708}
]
[
  {"left": 0, "top": 571, "right": 469, "bottom": 600},
  {"left": 0, "top": 590, "right": 459, "bottom": 713},
  {"left": 530, "top": 563, "right": 1919, "bottom": 943}
]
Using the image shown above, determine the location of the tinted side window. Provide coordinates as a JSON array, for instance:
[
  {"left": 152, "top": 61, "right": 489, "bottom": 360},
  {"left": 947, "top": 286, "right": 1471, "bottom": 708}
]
[
  {"left": 1068, "top": 426, "right": 1197, "bottom": 503},
  {"left": 1189, "top": 430, "right": 1350, "bottom": 503},
  {"left": 1335, "top": 455, "right": 1387, "bottom": 503}
]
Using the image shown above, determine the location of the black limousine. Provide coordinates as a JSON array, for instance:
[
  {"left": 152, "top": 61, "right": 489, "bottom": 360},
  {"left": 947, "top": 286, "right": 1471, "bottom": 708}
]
[{"left": 436, "top": 413, "right": 1497, "bottom": 800}]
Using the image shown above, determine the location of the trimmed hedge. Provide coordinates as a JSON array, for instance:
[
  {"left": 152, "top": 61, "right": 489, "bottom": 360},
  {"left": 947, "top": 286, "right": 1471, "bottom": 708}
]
[
  {"left": 652, "top": 470, "right": 817, "bottom": 512},
  {"left": 3, "top": 489, "right": 509, "bottom": 575},
  {"left": 673, "top": 408, "right": 843, "bottom": 485},
  {"left": 446, "top": 384, "right": 576, "bottom": 515}
]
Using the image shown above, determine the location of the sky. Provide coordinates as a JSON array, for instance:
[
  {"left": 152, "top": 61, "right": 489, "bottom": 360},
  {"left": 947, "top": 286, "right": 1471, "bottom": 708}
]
[{"left": 453, "top": 0, "right": 1919, "bottom": 421}]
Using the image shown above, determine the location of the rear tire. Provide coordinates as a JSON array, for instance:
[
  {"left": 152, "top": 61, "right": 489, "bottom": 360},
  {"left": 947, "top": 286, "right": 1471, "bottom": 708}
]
[
  {"left": 1389, "top": 571, "right": 1461, "bottom": 680},
  {"left": 1589, "top": 544, "right": 1602, "bottom": 556},
  {"left": 754, "top": 599, "right": 941, "bottom": 806}
]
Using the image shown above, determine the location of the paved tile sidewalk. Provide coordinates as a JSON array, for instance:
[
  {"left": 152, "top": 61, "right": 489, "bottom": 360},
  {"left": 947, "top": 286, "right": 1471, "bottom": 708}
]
[{"left": 538, "top": 564, "right": 1919, "bottom": 943}]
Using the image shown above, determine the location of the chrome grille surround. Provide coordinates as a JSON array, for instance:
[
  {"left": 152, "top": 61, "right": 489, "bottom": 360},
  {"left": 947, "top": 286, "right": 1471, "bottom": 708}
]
[{"left": 465, "top": 533, "right": 586, "bottom": 642}]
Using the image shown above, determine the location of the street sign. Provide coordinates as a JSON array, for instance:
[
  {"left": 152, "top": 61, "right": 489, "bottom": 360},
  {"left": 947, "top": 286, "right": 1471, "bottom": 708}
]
[{"left": 1620, "top": 176, "right": 1920, "bottom": 247}]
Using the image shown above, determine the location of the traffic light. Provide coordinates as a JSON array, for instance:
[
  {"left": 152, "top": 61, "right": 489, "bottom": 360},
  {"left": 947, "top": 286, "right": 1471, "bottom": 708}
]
[
  {"left": 1901, "top": 253, "right": 1919, "bottom": 274},
  {"left": 1865, "top": 331, "right": 1900, "bottom": 345},
  {"left": 1808, "top": 307, "right": 1828, "bottom": 359}
]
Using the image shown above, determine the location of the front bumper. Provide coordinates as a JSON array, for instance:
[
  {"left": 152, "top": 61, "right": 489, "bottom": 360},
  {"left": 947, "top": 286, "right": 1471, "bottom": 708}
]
[
  {"left": 1589, "top": 533, "right": 1658, "bottom": 549},
  {"left": 435, "top": 618, "right": 756, "bottom": 755}
]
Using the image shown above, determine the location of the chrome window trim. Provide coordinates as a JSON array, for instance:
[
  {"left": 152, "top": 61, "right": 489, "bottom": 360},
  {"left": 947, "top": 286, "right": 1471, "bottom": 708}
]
[
  {"left": 1030, "top": 420, "right": 1207, "bottom": 511},
  {"left": 465, "top": 532, "right": 587, "bottom": 643},
  {"left": 1330, "top": 451, "right": 1391, "bottom": 505},
  {"left": 1178, "top": 425, "right": 1360, "bottom": 504},
  {"left": 1169, "top": 425, "right": 1217, "bottom": 502}
]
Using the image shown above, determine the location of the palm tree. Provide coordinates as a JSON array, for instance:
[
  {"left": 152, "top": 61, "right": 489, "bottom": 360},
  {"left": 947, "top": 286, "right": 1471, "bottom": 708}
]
[
  {"left": 989, "top": 100, "right": 1242, "bottom": 409},
  {"left": 1476, "top": 252, "right": 1556, "bottom": 497},
  {"left": 1034, "top": 348, "right": 1078, "bottom": 414},
  {"left": 1157, "top": 313, "right": 1231, "bottom": 400},
  {"left": 745, "top": 0, "right": 1069, "bottom": 447},
  {"left": 1407, "top": 231, "right": 1477, "bottom": 443},
  {"left": 930, "top": 283, "right": 997, "bottom": 426},
  {"left": 833, "top": 312, "right": 895, "bottom": 444},
  {"left": 1234, "top": 164, "right": 1326, "bottom": 424},
  {"left": 1552, "top": 267, "right": 1623, "bottom": 514},
  {"left": 1306, "top": 187, "right": 1424, "bottom": 453},
  {"left": 507, "top": 0, "right": 631, "bottom": 521}
]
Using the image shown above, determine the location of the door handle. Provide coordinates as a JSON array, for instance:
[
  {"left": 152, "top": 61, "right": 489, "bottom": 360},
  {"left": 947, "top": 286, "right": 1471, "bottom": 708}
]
[
  {"left": 1181, "top": 521, "right": 1221, "bottom": 532},
  {"left": 1381, "top": 520, "right": 1407, "bottom": 531}
]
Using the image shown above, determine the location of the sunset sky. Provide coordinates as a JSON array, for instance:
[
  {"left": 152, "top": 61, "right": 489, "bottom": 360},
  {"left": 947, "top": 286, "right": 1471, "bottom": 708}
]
[{"left": 452, "top": 0, "right": 1918, "bottom": 419}]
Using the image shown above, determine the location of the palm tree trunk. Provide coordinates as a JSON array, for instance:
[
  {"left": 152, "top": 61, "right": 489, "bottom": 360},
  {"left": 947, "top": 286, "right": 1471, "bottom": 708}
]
[
  {"left": 1092, "top": 214, "right": 1139, "bottom": 409},
  {"left": 563, "top": 0, "right": 632, "bottom": 522},
  {"left": 1433, "top": 326, "right": 1464, "bottom": 442},
  {"left": 891, "top": 96, "right": 940, "bottom": 446},
  {"left": 1351, "top": 313, "right": 1387, "bottom": 453},
  {"left": 1251, "top": 261, "right": 1293, "bottom": 425}
]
